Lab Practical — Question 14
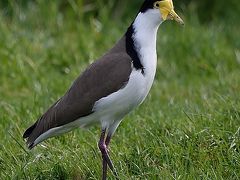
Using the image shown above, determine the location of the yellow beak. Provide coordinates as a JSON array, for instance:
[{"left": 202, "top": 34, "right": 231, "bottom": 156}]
[{"left": 159, "top": 0, "right": 184, "bottom": 25}]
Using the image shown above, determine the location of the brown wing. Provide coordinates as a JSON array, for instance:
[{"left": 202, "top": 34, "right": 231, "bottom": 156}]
[{"left": 24, "top": 53, "right": 132, "bottom": 148}]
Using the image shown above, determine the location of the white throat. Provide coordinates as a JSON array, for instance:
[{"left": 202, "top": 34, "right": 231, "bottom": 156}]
[{"left": 132, "top": 10, "right": 162, "bottom": 73}]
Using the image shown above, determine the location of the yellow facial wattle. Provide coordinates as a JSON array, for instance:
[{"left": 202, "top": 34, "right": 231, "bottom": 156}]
[{"left": 157, "top": 0, "right": 184, "bottom": 25}]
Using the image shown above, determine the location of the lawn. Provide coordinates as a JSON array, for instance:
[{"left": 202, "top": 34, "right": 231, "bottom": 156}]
[{"left": 0, "top": 1, "right": 239, "bottom": 179}]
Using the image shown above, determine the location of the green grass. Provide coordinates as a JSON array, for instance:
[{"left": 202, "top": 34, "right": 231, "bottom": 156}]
[{"left": 0, "top": 1, "right": 240, "bottom": 179}]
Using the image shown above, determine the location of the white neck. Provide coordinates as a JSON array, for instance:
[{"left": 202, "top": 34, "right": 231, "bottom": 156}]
[
  {"left": 132, "top": 10, "right": 162, "bottom": 72},
  {"left": 133, "top": 12, "right": 161, "bottom": 47}
]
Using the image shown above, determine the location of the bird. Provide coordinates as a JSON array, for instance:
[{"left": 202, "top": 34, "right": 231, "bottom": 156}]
[{"left": 23, "top": 0, "right": 184, "bottom": 179}]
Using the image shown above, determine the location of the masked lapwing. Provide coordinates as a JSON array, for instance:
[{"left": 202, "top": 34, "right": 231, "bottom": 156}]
[{"left": 23, "top": 0, "right": 184, "bottom": 179}]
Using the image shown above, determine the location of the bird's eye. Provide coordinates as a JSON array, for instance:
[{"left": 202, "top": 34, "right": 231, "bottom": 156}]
[{"left": 154, "top": 2, "right": 160, "bottom": 8}]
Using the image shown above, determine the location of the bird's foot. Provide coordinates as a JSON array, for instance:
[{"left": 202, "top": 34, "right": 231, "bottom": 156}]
[
  {"left": 98, "top": 133, "right": 118, "bottom": 180},
  {"left": 98, "top": 142, "right": 117, "bottom": 174}
]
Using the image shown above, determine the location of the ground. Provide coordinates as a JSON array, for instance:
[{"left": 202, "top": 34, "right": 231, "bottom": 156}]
[{"left": 0, "top": 2, "right": 239, "bottom": 179}]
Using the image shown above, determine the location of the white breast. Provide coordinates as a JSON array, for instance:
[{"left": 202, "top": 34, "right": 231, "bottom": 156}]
[
  {"left": 93, "top": 66, "right": 156, "bottom": 126},
  {"left": 94, "top": 11, "right": 160, "bottom": 129}
]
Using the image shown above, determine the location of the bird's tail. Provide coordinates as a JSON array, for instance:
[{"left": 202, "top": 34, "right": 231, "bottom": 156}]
[{"left": 23, "top": 122, "right": 38, "bottom": 149}]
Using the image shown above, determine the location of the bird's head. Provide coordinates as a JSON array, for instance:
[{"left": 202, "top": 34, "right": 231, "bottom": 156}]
[{"left": 139, "top": 0, "right": 184, "bottom": 25}]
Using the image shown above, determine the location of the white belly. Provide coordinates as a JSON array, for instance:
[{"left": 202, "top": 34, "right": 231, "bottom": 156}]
[
  {"left": 93, "top": 60, "right": 156, "bottom": 128},
  {"left": 33, "top": 66, "right": 157, "bottom": 146}
]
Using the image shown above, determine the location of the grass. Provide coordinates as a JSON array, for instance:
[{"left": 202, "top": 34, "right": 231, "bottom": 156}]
[{"left": 0, "top": 1, "right": 240, "bottom": 179}]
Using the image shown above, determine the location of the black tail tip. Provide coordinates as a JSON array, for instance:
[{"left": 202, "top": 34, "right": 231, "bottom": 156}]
[
  {"left": 28, "top": 142, "right": 35, "bottom": 150},
  {"left": 23, "top": 122, "right": 37, "bottom": 139},
  {"left": 23, "top": 131, "right": 29, "bottom": 139}
]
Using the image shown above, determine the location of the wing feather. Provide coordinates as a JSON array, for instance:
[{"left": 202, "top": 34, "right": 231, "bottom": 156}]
[{"left": 24, "top": 53, "right": 132, "bottom": 148}]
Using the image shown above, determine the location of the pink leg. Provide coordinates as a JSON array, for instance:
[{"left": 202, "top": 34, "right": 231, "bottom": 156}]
[{"left": 98, "top": 129, "right": 118, "bottom": 180}]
